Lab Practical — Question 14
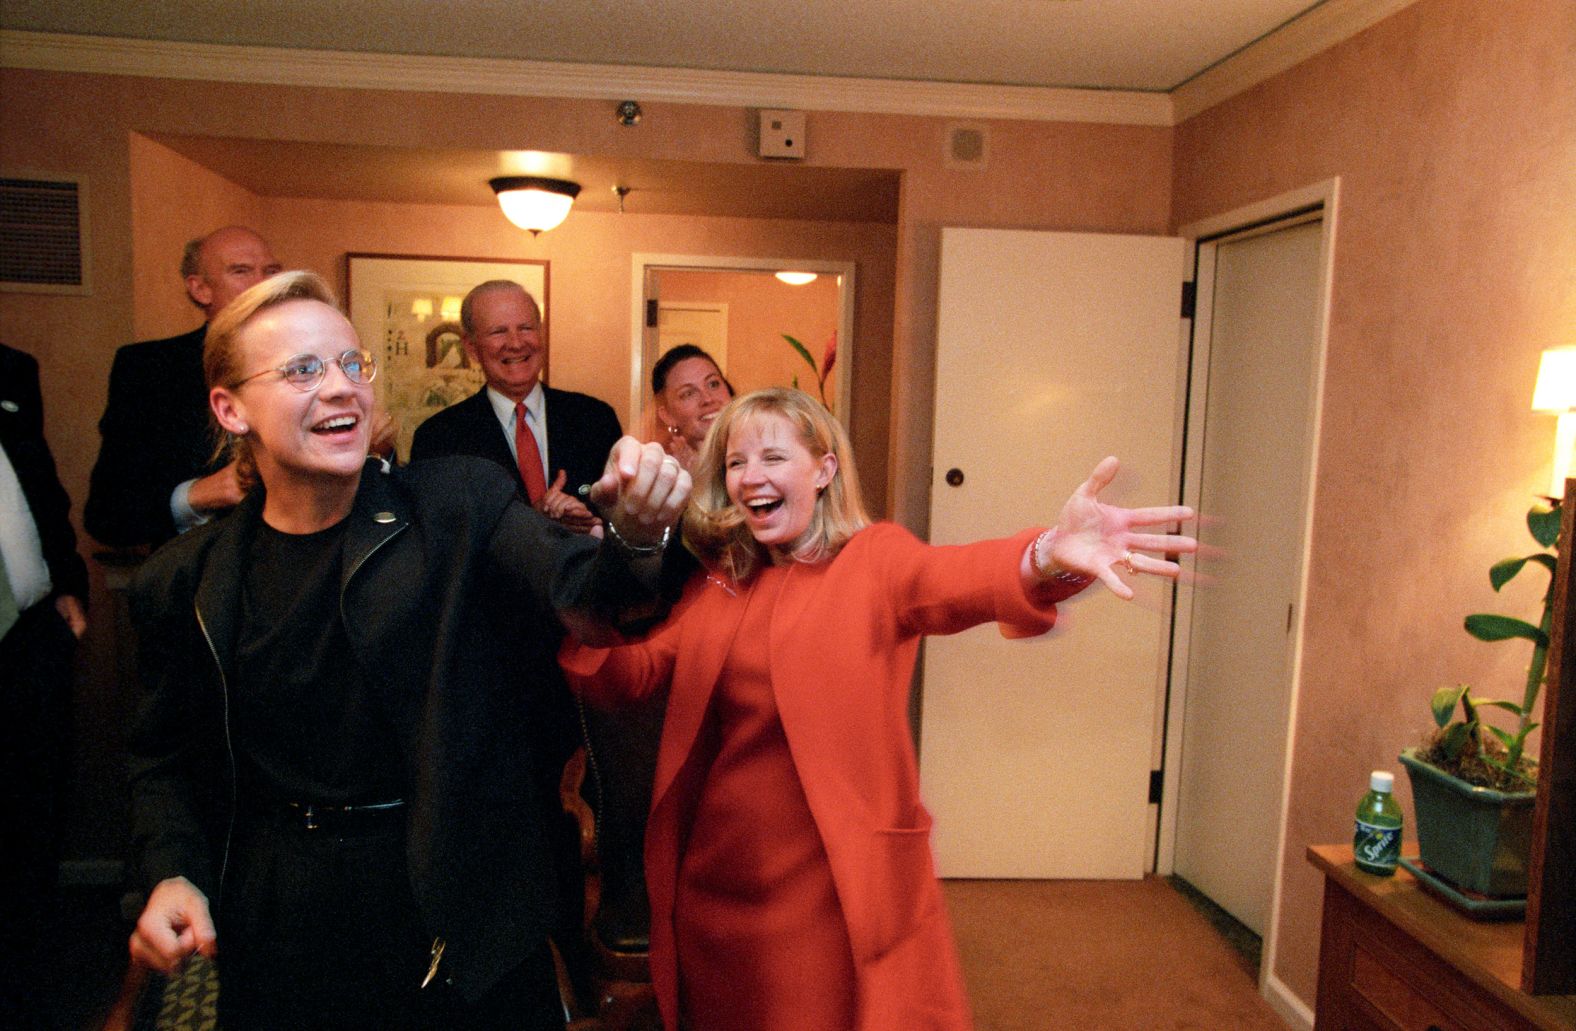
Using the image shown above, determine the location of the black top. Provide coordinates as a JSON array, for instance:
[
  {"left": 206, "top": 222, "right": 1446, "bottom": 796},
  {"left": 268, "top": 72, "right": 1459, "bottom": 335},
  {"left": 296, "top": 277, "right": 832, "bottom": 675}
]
[
  {"left": 85, "top": 325, "right": 220, "bottom": 549},
  {"left": 126, "top": 456, "right": 685, "bottom": 1000},
  {"left": 235, "top": 519, "right": 402, "bottom": 806}
]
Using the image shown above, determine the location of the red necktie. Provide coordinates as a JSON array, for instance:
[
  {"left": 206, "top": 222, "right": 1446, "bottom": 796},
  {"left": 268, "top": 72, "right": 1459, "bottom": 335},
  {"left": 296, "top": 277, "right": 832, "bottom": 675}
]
[{"left": 514, "top": 401, "right": 548, "bottom": 504}]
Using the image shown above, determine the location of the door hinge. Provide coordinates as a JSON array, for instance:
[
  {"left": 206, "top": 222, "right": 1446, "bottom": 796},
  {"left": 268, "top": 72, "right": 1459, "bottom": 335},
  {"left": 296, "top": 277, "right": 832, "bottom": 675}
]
[
  {"left": 1149, "top": 769, "right": 1164, "bottom": 805},
  {"left": 1180, "top": 281, "right": 1197, "bottom": 320},
  {"left": 645, "top": 298, "right": 659, "bottom": 327}
]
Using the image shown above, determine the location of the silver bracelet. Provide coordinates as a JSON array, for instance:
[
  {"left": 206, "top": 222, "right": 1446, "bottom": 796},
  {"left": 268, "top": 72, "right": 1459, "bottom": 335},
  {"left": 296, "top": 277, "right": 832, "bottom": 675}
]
[
  {"left": 1032, "top": 528, "right": 1094, "bottom": 587},
  {"left": 605, "top": 520, "right": 671, "bottom": 556}
]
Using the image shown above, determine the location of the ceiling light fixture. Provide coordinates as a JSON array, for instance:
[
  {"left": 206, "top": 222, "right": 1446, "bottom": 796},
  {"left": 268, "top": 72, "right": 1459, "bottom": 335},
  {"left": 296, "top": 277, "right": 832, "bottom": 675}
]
[
  {"left": 775, "top": 271, "right": 818, "bottom": 286},
  {"left": 489, "top": 176, "right": 581, "bottom": 235}
]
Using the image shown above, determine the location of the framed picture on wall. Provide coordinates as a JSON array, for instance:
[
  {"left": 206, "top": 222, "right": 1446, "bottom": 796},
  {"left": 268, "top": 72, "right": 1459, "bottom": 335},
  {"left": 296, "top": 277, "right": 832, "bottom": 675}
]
[{"left": 346, "top": 253, "right": 549, "bottom": 459}]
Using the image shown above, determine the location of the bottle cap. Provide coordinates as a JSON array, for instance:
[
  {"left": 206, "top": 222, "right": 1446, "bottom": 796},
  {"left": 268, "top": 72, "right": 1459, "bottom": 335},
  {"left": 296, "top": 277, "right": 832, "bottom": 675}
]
[{"left": 1369, "top": 770, "right": 1394, "bottom": 793}]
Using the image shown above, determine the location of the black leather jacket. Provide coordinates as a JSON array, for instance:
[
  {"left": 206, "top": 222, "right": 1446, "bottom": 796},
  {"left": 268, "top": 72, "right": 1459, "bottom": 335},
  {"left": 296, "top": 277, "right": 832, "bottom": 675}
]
[{"left": 126, "top": 456, "right": 667, "bottom": 1000}]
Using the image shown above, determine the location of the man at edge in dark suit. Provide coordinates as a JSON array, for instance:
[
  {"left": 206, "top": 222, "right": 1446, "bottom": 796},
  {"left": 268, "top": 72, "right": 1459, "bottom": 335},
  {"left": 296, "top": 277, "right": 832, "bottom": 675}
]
[
  {"left": 83, "top": 226, "right": 281, "bottom": 550},
  {"left": 0, "top": 343, "right": 89, "bottom": 1025},
  {"left": 409, "top": 279, "right": 622, "bottom": 536}
]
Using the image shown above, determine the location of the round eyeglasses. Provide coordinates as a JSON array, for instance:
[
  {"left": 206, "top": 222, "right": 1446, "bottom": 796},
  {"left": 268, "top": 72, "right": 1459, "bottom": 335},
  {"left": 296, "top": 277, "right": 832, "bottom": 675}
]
[{"left": 232, "top": 349, "right": 378, "bottom": 392}]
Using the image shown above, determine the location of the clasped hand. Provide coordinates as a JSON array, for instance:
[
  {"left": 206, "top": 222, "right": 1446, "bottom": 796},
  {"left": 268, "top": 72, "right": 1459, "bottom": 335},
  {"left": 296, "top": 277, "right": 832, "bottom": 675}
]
[{"left": 586, "top": 437, "right": 692, "bottom": 548}]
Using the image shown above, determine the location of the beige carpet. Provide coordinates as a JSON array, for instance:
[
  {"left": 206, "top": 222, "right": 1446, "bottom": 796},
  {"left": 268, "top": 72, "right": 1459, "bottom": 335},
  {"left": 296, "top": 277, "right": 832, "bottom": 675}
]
[{"left": 943, "top": 877, "right": 1290, "bottom": 1031}]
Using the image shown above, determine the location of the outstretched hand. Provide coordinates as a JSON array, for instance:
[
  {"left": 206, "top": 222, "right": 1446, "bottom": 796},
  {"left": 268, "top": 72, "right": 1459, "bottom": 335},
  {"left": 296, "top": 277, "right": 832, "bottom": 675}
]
[
  {"left": 587, "top": 437, "right": 692, "bottom": 549},
  {"left": 1037, "top": 456, "right": 1197, "bottom": 600}
]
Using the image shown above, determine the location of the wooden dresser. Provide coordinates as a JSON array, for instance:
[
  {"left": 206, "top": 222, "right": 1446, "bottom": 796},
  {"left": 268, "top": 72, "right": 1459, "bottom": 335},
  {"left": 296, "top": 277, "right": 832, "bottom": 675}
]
[{"left": 1309, "top": 844, "right": 1576, "bottom": 1031}]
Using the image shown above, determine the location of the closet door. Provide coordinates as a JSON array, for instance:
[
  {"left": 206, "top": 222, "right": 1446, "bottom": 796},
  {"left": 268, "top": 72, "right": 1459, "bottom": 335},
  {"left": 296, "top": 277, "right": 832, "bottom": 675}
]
[{"left": 923, "top": 227, "right": 1186, "bottom": 878}]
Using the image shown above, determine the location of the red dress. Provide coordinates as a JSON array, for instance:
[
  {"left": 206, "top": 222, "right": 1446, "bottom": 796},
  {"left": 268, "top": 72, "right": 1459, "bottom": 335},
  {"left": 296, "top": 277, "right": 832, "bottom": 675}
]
[
  {"left": 562, "top": 524, "right": 1078, "bottom": 1031},
  {"left": 673, "top": 565, "right": 857, "bottom": 1030}
]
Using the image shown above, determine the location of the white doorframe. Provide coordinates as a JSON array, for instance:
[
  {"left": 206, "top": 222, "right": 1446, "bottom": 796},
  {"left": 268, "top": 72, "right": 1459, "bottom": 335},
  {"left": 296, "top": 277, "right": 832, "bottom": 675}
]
[
  {"left": 1156, "top": 179, "right": 1339, "bottom": 1009},
  {"left": 628, "top": 253, "right": 856, "bottom": 430}
]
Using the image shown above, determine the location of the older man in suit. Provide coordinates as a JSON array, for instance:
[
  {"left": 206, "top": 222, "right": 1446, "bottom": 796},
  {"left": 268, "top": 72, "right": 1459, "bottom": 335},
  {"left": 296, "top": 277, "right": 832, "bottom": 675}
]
[
  {"left": 0, "top": 343, "right": 89, "bottom": 1024},
  {"left": 409, "top": 280, "right": 622, "bottom": 534},
  {"left": 83, "top": 226, "right": 282, "bottom": 550}
]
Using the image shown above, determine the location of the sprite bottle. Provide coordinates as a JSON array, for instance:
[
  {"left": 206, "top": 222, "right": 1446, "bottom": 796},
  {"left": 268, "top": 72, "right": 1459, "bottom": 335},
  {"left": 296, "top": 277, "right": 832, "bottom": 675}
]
[{"left": 1353, "top": 769, "right": 1402, "bottom": 876}]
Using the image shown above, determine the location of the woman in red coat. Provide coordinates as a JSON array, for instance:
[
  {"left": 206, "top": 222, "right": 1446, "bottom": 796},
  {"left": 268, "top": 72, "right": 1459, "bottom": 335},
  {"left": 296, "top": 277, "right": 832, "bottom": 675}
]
[{"left": 562, "top": 387, "right": 1196, "bottom": 1031}]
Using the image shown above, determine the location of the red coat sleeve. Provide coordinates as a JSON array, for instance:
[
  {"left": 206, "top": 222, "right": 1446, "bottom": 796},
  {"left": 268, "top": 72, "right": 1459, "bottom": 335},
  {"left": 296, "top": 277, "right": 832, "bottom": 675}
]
[{"left": 865, "top": 523, "right": 1077, "bottom": 641}]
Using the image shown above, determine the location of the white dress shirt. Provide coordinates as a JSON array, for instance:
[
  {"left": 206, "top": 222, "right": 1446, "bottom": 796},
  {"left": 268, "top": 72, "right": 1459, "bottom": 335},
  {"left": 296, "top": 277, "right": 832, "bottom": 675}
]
[
  {"left": 485, "top": 382, "right": 549, "bottom": 476},
  {"left": 0, "top": 440, "right": 52, "bottom": 611}
]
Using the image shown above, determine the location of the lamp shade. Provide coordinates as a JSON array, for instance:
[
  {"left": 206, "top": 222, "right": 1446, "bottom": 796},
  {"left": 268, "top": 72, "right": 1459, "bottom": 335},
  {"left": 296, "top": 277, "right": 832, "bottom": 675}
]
[
  {"left": 489, "top": 176, "right": 581, "bottom": 234},
  {"left": 775, "top": 271, "right": 818, "bottom": 286},
  {"left": 1532, "top": 346, "right": 1576, "bottom": 412}
]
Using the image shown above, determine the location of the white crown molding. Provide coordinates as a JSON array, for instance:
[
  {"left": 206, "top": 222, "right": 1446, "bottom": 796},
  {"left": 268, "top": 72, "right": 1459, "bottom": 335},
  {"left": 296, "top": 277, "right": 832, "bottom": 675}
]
[
  {"left": 0, "top": 30, "right": 1173, "bottom": 126},
  {"left": 1172, "top": 0, "right": 1422, "bottom": 123},
  {"left": 1, "top": 2, "right": 1421, "bottom": 131}
]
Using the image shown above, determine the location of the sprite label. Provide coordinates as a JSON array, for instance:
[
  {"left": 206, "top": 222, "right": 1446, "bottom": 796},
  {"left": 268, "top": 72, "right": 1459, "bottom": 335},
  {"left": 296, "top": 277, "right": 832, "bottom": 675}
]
[{"left": 1354, "top": 818, "right": 1400, "bottom": 873}]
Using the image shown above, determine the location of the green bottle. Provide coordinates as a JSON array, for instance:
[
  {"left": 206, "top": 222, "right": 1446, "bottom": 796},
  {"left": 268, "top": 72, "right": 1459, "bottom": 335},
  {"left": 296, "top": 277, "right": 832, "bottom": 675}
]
[{"left": 1353, "top": 770, "right": 1403, "bottom": 876}]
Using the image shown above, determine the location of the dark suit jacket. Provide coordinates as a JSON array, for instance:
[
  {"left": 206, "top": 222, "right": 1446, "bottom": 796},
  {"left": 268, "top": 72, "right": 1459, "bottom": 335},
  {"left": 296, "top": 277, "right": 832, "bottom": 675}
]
[
  {"left": 408, "top": 385, "right": 622, "bottom": 499},
  {"left": 84, "top": 325, "right": 217, "bottom": 550},
  {"left": 126, "top": 456, "right": 669, "bottom": 1001},
  {"left": 0, "top": 344, "right": 88, "bottom": 604}
]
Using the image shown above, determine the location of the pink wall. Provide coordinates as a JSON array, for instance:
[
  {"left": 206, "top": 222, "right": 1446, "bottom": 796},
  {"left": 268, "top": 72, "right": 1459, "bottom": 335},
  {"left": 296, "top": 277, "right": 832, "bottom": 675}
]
[
  {"left": 129, "top": 134, "right": 262, "bottom": 339},
  {"left": 1172, "top": 0, "right": 1576, "bottom": 1005}
]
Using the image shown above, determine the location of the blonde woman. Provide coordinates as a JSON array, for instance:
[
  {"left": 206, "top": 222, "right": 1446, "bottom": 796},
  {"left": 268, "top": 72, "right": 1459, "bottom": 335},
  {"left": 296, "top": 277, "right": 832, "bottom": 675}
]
[{"left": 562, "top": 387, "right": 1196, "bottom": 1031}]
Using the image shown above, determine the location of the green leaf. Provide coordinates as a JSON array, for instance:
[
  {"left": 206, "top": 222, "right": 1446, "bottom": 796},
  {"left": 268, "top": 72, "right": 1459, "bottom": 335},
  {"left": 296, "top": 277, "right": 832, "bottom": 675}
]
[
  {"left": 1475, "top": 698, "right": 1525, "bottom": 716},
  {"left": 1464, "top": 613, "right": 1547, "bottom": 646},
  {"left": 1528, "top": 553, "right": 1558, "bottom": 576},
  {"left": 1529, "top": 502, "right": 1561, "bottom": 548},
  {"left": 1439, "top": 721, "right": 1473, "bottom": 755},
  {"left": 1431, "top": 685, "right": 1468, "bottom": 727},
  {"left": 782, "top": 334, "right": 818, "bottom": 373},
  {"left": 1486, "top": 725, "right": 1519, "bottom": 752},
  {"left": 1488, "top": 556, "right": 1527, "bottom": 591}
]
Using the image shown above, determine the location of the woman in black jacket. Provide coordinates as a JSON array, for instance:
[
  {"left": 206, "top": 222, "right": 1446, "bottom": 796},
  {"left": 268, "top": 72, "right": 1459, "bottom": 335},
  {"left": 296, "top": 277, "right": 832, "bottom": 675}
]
[{"left": 125, "top": 270, "right": 688, "bottom": 1030}]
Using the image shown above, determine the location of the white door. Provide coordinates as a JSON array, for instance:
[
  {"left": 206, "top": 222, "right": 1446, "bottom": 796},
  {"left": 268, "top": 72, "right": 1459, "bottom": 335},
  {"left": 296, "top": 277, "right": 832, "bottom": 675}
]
[
  {"left": 921, "top": 227, "right": 1186, "bottom": 879},
  {"left": 658, "top": 302, "right": 729, "bottom": 373},
  {"left": 1171, "top": 218, "right": 1324, "bottom": 933}
]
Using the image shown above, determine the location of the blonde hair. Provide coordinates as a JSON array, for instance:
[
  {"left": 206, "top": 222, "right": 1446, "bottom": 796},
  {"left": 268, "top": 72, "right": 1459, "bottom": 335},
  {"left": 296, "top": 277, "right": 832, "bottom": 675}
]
[
  {"left": 684, "top": 387, "right": 870, "bottom": 583},
  {"left": 203, "top": 270, "right": 340, "bottom": 491}
]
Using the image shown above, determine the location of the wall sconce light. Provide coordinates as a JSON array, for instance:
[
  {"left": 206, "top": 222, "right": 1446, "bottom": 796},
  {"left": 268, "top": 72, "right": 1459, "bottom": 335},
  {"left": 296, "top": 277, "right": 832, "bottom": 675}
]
[
  {"left": 775, "top": 271, "right": 818, "bottom": 286},
  {"left": 1532, "top": 345, "right": 1576, "bottom": 497},
  {"left": 489, "top": 176, "right": 581, "bottom": 235},
  {"left": 410, "top": 297, "right": 433, "bottom": 319},
  {"left": 440, "top": 296, "right": 462, "bottom": 322}
]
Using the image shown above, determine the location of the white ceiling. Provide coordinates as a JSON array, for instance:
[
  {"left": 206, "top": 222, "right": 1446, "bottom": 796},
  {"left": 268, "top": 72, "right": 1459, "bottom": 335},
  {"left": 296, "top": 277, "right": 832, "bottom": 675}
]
[
  {"left": 5, "top": 0, "right": 1332, "bottom": 93},
  {"left": 1, "top": 1, "right": 1410, "bottom": 221}
]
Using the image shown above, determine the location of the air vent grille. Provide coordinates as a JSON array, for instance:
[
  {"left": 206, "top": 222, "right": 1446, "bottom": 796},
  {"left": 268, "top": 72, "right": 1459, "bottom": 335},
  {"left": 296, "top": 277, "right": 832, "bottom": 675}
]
[{"left": 1, "top": 176, "right": 88, "bottom": 293}]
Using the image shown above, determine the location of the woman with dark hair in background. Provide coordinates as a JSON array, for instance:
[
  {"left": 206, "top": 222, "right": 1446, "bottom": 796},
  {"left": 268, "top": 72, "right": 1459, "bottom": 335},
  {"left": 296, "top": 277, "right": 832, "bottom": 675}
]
[
  {"left": 562, "top": 387, "right": 1197, "bottom": 1031},
  {"left": 651, "top": 343, "right": 733, "bottom": 473},
  {"left": 124, "top": 270, "right": 690, "bottom": 1030}
]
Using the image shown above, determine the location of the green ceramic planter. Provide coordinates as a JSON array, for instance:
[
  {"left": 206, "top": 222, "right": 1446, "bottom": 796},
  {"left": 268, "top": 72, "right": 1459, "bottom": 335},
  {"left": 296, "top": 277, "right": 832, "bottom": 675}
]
[{"left": 1398, "top": 747, "right": 1536, "bottom": 898}]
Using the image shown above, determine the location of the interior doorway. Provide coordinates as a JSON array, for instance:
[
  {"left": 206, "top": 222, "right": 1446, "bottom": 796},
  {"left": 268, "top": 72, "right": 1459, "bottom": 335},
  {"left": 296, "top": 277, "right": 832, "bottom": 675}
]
[
  {"left": 629, "top": 254, "right": 855, "bottom": 433},
  {"left": 1160, "top": 181, "right": 1338, "bottom": 987}
]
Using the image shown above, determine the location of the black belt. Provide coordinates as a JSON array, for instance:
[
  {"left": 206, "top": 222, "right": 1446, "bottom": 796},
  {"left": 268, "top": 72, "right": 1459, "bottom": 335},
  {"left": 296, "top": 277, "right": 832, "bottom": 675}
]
[{"left": 247, "top": 798, "right": 406, "bottom": 833}]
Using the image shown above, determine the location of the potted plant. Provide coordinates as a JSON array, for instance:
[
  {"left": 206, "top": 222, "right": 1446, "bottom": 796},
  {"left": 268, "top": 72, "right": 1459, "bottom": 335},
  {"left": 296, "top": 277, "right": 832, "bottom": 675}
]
[{"left": 1398, "top": 498, "right": 1560, "bottom": 899}]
